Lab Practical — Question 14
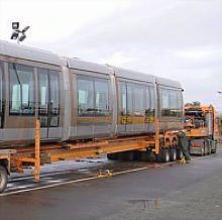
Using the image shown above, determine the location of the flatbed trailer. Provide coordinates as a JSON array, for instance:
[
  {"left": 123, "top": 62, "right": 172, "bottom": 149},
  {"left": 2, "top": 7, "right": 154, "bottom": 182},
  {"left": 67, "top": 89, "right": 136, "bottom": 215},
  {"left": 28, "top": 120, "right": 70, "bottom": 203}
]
[{"left": 0, "top": 119, "right": 182, "bottom": 193}]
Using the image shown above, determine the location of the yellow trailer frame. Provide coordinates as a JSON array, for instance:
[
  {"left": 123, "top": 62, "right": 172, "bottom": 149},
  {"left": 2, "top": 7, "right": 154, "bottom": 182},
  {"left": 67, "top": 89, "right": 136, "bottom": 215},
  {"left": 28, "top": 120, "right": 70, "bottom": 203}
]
[{"left": 0, "top": 118, "right": 180, "bottom": 192}]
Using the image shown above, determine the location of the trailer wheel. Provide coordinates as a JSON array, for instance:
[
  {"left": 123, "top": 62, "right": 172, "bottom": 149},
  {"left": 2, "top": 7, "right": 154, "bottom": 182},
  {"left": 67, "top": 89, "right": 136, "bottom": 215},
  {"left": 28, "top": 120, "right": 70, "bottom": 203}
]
[
  {"left": 204, "top": 140, "right": 211, "bottom": 155},
  {"left": 208, "top": 145, "right": 212, "bottom": 155},
  {"left": 161, "top": 149, "right": 170, "bottom": 163},
  {"left": 169, "top": 148, "right": 177, "bottom": 161},
  {"left": 200, "top": 146, "right": 205, "bottom": 156},
  {"left": 140, "top": 151, "right": 156, "bottom": 162},
  {"left": 211, "top": 148, "right": 217, "bottom": 154},
  {"left": 211, "top": 142, "right": 217, "bottom": 154},
  {"left": 0, "top": 165, "right": 8, "bottom": 193}
]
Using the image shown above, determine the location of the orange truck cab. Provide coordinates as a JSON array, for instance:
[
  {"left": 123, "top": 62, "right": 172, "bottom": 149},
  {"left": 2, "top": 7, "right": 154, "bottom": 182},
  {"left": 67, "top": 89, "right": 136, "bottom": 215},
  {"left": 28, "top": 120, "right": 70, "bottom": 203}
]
[{"left": 184, "top": 102, "right": 219, "bottom": 155}]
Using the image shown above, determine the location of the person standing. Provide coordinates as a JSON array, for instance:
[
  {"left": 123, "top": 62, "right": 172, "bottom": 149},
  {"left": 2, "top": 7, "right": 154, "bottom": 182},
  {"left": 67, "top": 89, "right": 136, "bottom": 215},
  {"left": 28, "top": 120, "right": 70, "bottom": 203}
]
[{"left": 177, "top": 130, "right": 191, "bottom": 162}]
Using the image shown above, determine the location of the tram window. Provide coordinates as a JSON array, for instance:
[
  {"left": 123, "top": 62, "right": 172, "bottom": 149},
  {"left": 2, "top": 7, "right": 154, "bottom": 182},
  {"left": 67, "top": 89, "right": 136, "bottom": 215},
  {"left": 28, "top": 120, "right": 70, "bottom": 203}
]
[
  {"left": 145, "top": 86, "right": 155, "bottom": 116},
  {"left": 38, "top": 69, "right": 49, "bottom": 115},
  {"left": 9, "top": 63, "right": 34, "bottom": 115},
  {"left": 38, "top": 69, "right": 60, "bottom": 116},
  {"left": 176, "top": 91, "right": 183, "bottom": 111},
  {"left": 95, "top": 79, "right": 109, "bottom": 116},
  {"left": 149, "top": 87, "right": 155, "bottom": 110},
  {"left": 120, "top": 82, "right": 126, "bottom": 115},
  {"left": 160, "top": 88, "right": 182, "bottom": 117},
  {"left": 133, "top": 84, "right": 144, "bottom": 115},
  {"left": 77, "top": 75, "right": 111, "bottom": 117},
  {"left": 77, "top": 77, "right": 94, "bottom": 116},
  {"left": 126, "top": 83, "right": 133, "bottom": 115},
  {"left": 0, "top": 62, "right": 3, "bottom": 113},
  {"left": 49, "top": 71, "right": 60, "bottom": 115}
]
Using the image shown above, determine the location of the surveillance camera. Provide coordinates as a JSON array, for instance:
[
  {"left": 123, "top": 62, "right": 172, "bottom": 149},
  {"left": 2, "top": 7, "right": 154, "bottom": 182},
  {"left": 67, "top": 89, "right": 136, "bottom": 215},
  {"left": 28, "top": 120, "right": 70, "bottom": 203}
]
[
  {"left": 11, "top": 31, "right": 19, "bottom": 40},
  {"left": 12, "top": 22, "right": 19, "bottom": 30}
]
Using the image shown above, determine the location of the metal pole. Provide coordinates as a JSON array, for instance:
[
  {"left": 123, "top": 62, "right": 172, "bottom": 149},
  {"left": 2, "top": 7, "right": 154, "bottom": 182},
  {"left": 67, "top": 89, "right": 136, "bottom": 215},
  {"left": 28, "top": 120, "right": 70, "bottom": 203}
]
[
  {"left": 155, "top": 118, "right": 160, "bottom": 154},
  {"left": 34, "top": 119, "right": 40, "bottom": 182}
]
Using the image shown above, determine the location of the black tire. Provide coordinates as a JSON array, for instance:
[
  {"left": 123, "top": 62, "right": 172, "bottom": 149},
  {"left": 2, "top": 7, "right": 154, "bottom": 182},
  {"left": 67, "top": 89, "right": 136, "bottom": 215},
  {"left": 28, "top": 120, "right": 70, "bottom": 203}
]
[
  {"left": 139, "top": 151, "right": 156, "bottom": 162},
  {"left": 148, "top": 151, "right": 156, "bottom": 162},
  {"left": 208, "top": 145, "right": 212, "bottom": 155},
  {"left": 200, "top": 146, "right": 204, "bottom": 156},
  {"left": 161, "top": 149, "right": 170, "bottom": 163},
  {"left": 211, "top": 148, "right": 217, "bottom": 154},
  {"left": 176, "top": 149, "right": 183, "bottom": 160},
  {"left": 203, "top": 146, "right": 207, "bottom": 155},
  {"left": 211, "top": 144, "right": 217, "bottom": 154},
  {"left": 211, "top": 140, "right": 217, "bottom": 154},
  {"left": 169, "top": 148, "right": 177, "bottom": 161},
  {"left": 205, "top": 140, "right": 211, "bottom": 155},
  {"left": 0, "top": 165, "right": 8, "bottom": 193}
]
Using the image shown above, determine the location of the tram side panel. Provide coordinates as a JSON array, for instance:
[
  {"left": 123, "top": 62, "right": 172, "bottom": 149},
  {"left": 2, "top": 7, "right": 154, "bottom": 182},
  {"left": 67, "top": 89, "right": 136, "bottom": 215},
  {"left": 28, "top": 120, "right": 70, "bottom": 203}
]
[
  {"left": 67, "top": 61, "right": 113, "bottom": 140},
  {"left": 0, "top": 56, "right": 64, "bottom": 146}
]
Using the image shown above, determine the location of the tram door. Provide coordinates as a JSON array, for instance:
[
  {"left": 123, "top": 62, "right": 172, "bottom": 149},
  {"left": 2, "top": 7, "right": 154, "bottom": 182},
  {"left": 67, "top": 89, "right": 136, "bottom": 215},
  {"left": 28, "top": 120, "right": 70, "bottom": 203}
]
[
  {"left": 119, "top": 81, "right": 147, "bottom": 135},
  {"left": 118, "top": 81, "right": 134, "bottom": 135},
  {"left": 6, "top": 63, "right": 36, "bottom": 141},
  {"left": 38, "top": 68, "right": 61, "bottom": 140}
]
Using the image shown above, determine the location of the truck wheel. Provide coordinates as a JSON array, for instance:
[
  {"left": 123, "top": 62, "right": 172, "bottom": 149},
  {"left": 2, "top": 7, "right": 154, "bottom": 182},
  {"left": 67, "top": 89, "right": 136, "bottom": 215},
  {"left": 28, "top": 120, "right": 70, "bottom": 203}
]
[
  {"left": 208, "top": 145, "right": 212, "bottom": 155},
  {"left": 148, "top": 151, "right": 156, "bottom": 162},
  {"left": 212, "top": 148, "right": 217, "bottom": 154},
  {"left": 169, "top": 148, "right": 177, "bottom": 161},
  {"left": 212, "top": 140, "right": 217, "bottom": 154},
  {"left": 211, "top": 145, "right": 217, "bottom": 154},
  {"left": 161, "top": 149, "right": 170, "bottom": 163},
  {"left": 205, "top": 140, "right": 211, "bottom": 155},
  {"left": 0, "top": 165, "right": 8, "bottom": 193},
  {"left": 200, "top": 146, "right": 204, "bottom": 156}
]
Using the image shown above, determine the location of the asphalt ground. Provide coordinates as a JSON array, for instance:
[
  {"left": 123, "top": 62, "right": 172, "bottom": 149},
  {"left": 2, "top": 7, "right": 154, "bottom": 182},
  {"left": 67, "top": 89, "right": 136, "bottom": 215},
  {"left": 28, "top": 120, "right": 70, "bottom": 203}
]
[
  {"left": 0, "top": 148, "right": 221, "bottom": 220},
  {"left": 3, "top": 158, "right": 165, "bottom": 195}
]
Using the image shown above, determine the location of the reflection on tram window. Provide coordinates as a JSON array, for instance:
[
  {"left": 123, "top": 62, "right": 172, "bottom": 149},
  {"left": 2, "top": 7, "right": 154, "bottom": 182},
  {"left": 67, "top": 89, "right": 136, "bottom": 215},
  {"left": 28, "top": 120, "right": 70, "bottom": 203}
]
[
  {"left": 77, "top": 75, "right": 110, "bottom": 116},
  {"left": 9, "top": 63, "right": 34, "bottom": 115},
  {"left": 160, "top": 88, "right": 182, "bottom": 117},
  {"left": 145, "top": 86, "right": 155, "bottom": 117},
  {"left": 95, "top": 79, "right": 109, "bottom": 116},
  {"left": 119, "top": 81, "right": 156, "bottom": 118},
  {"left": 133, "top": 84, "right": 144, "bottom": 116},
  {"left": 38, "top": 68, "right": 60, "bottom": 127},
  {"left": 77, "top": 77, "right": 94, "bottom": 116}
]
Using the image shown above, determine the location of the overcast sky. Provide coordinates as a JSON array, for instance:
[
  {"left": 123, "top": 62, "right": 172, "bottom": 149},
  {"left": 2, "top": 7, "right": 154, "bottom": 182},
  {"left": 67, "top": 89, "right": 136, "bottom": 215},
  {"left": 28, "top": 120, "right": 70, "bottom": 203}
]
[{"left": 0, "top": 0, "right": 222, "bottom": 111}]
